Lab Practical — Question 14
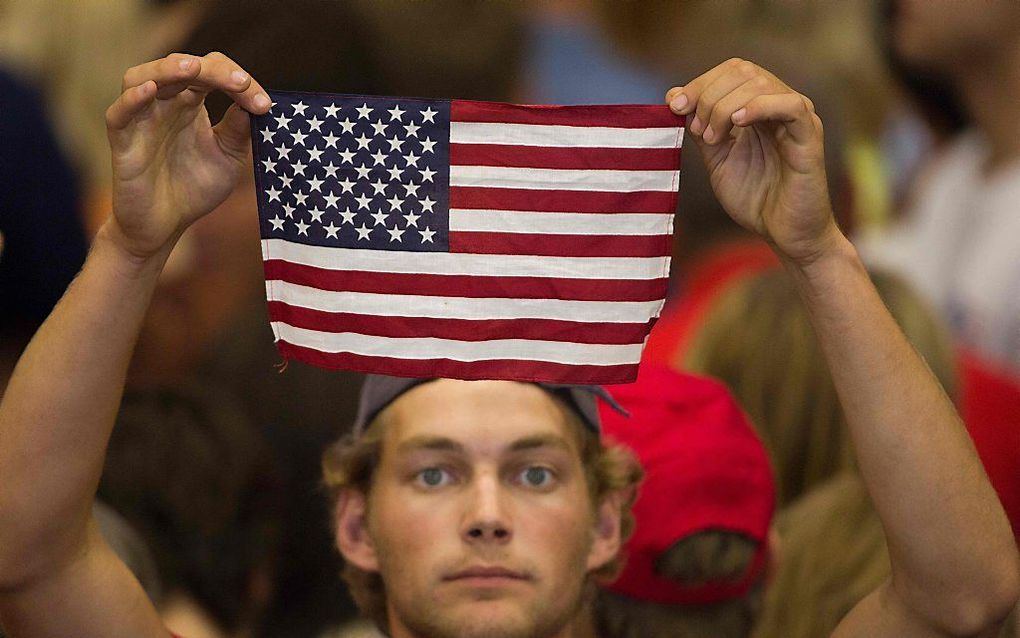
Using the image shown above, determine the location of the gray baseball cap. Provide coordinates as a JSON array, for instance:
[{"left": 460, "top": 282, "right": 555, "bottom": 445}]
[{"left": 353, "top": 375, "right": 627, "bottom": 436}]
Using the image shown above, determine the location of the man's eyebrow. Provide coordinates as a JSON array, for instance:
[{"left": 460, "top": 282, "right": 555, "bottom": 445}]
[
  {"left": 396, "top": 436, "right": 466, "bottom": 454},
  {"left": 508, "top": 435, "right": 573, "bottom": 453}
]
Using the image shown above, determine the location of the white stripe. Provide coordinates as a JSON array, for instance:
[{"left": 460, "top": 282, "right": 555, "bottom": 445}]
[
  {"left": 267, "top": 281, "right": 661, "bottom": 323},
  {"left": 261, "top": 239, "right": 671, "bottom": 280},
  {"left": 450, "top": 121, "right": 682, "bottom": 149},
  {"left": 449, "top": 165, "right": 677, "bottom": 192},
  {"left": 449, "top": 210, "right": 673, "bottom": 236},
  {"left": 272, "top": 322, "right": 643, "bottom": 366}
]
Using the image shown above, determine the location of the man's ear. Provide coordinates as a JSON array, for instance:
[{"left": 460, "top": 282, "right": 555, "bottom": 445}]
[
  {"left": 335, "top": 489, "right": 380, "bottom": 572},
  {"left": 587, "top": 490, "right": 625, "bottom": 572}
]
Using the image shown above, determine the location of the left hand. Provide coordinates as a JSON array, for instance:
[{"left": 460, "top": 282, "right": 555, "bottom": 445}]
[{"left": 667, "top": 58, "right": 840, "bottom": 265}]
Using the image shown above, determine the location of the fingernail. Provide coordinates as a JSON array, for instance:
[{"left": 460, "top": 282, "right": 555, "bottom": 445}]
[
  {"left": 690, "top": 115, "right": 703, "bottom": 135},
  {"left": 231, "top": 70, "right": 248, "bottom": 84},
  {"left": 670, "top": 94, "right": 689, "bottom": 113},
  {"left": 732, "top": 108, "right": 747, "bottom": 123},
  {"left": 703, "top": 124, "right": 715, "bottom": 143},
  {"left": 254, "top": 94, "right": 271, "bottom": 110},
  {"left": 179, "top": 57, "right": 194, "bottom": 70}
]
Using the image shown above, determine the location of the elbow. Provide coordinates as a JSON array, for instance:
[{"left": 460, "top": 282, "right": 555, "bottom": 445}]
[{"left": 928, "top": 553, "right": 1020, "bottom": 636}]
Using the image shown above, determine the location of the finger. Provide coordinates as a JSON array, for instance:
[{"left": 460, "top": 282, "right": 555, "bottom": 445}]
[
  {"left": 187, "top": 51, "right": 271, "bottom": 114},
  {"left": 122, "top": 53, "right": 201, "bottom": 92},
  {"left": 691, "top": 67, "right": 767, "bottom": 140},
  {"left": 212, "top": 102, "right": 253, "bottom": 157},
  {"left": 105, "top": 80, "right": 158, "bottom": 142},
  {"left": 666, "top": 57, "right": 747, "bottom": 117},
  {"left": 702, "top": 76, "right": 778, "bottom": 144},
  {"left": 731, "top": 93, "right": 820, "bottom": 145}
]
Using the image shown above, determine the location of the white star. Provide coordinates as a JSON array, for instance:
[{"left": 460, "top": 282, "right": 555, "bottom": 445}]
[
  {"left": 275, "top": 144, "right": 292, "bottom": 159},
  {"left": 338, "top": 148, "right": 356, "bottom": 164},
  {"left": 323, "top": 162, "right": 341, "bottom": 179},
  {"left": 292, "top": 101, "right": 308, "bottom": 116},
  {"left": 324, "top": 102, "right": 341, "bottom": 118},
  {"left": 291, "top": 130, "right": 308, "bottom": 146},
  {"left": 419, "top": 166, "right": 436, "bottom": 182},
  {"left": 306, "top": 115, "right": 324, "bottom": 132},
  {"left": 354, "top": 164, "right": 372, "bottom": 180},
  {"left": 274, "top": 113, "right": 292, "bottom": 129},
  {"left": 280, "top": 174, "right": 293, "bottom": 189},
  {"left": 356, "top": 103, "right": 373, "bottom": 119},
  {"left": 282, "top": 203, "right": 296, "bottom": 217},
  {"left": 371, "top": 210, "right": 389, "bottom": 226},
  {"left": 387, "top": 136, "right": 405, "bottom": 152},
  {"left": 355, "top": 224, "right": 373, "bottom": 240},
  {"left": 307, "top": 145, "right": 325, "bottom": 163},
  {"left": 294, "top": 190, "right": 309, "bottom": 206},
  {"left": 338, "top": 118, "right": 356, "bottom": 134},
  {"left": 403, "top": 211, "right": 421, "bottom": 227},
  {"left": 340, "top": 208, "right": 357, "bottom": 225},
  {"left": 269, "top": 215, "right": 285, "bottom": 230},
  {"left": 403, "top": 181, "right": 420, "bottom": 197},
  {"left": 323, "top": 222, "right": 341, "bottom": 238},
  {"left": 338, "top": 178, "right": 356, "bottom": 194},
  {"left": 387, "top": 225, "right": 405, "bottom": 242},
  {"left": 292, "top": 160, "right": 308, "bottom": 176},
  {"left": 309, "top": 206, "right": 325, "bottom": 223},
  {"left": 420, "top": 106, "right": 437, "bottom": 123},
  {"left": 404, "top": 122, "right": 420, "bottom": 137},
  {"left": 387, "top": 165, "right": 404, "bottom": 181},
  {"left": 387, "top": 194, "right": 405, "bottom": 211},
  {"left": 404, "top": 152, "right": 420, "bottom": 168},
  {"left": 323, "top": 192, "right": 341, "bottom": 209},
  {"left": 260, "top": 128, "right": 275, "bottom": 142},
  {"left": 371, "top": 120, "right": 388, "bottom": 137},
  {"left": 418, "top": 226, "right": 436, "bottom": 243},
  {"left": 323, "top": 132, "right": 341, "bottom": 148},
  {"left": 420, "top": 196, "right": 436, "bottom": 213},
  {"left": 388, "top": 104, "right": 405, "bottom": 121},
  {"left": 420, "top": 137, "right": 437, "bottom": 154},
  {"left": 371, "top": 149, "right": 388, "bottom": 166},
  {"left": 307, "top": 176, "right": 324, "bottom": 192},
  {"left": 295, "top": 219, "right": 310, "bottom": 235},
  {"left": 355, "top": 193, "right": 373, "bottom": 210},
  {"left": 261, "top": 157, "right": 276, "bottom": 173},
  {"left": 370, "top": 180, "right": 388, "bottom": 195},
  {"left": 355, "top": 134, "right": 372, "bottom": 150},
  {"left": 266, "top": 186, "right": 282, "bottom": 202}
]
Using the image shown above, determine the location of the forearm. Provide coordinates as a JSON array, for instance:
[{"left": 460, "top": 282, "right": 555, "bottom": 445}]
[
  {"left": 785, "top": 230, "right": 1019, "bottom": 632},
  {"left": 0, "top": 221, "right": 170, "bottom": 587}
]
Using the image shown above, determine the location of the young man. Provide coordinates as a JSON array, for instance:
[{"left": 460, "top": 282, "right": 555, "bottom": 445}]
[{"left": 0, "top": 52, "right": 1016, "bottom": 638}]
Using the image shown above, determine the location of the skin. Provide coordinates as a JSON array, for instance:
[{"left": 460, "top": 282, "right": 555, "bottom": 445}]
[
  {"left": 335, "top": 380, "right": 620, "bottom": 638},
  {"left": 0, "top": 52, "right": 1016, "bottom": 638}
]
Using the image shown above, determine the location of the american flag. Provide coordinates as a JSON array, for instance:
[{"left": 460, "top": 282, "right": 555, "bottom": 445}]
[{"left": 251, "top": 92, "right": 684, "bottom": 384}]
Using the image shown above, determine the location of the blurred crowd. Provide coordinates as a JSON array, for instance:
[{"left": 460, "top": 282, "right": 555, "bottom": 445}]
[{"left": 0, "top": 1, "right": 1017, "bottom": 637}]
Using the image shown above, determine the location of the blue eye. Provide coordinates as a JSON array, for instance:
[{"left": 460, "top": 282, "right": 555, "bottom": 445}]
[
  {"left": 520, "top": 466, "right": 553, "bottom": 488},
  {"left": 416, "top": 467, "right": 452, "bottom": 488}
]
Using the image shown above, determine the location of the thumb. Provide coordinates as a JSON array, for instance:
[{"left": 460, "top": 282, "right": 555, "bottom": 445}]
[{"left": 213, "top": 102, "right": 252, "bottom": 156}]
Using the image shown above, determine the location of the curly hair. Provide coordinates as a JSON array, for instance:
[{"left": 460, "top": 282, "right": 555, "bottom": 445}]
[{"left": 321, "top": 404, "right": 643, "bottom": 633}]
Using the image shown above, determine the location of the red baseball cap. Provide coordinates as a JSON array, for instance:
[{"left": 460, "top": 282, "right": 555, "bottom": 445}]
[{"left": 600, "top": 364, "right": 775, "bottom": 605}]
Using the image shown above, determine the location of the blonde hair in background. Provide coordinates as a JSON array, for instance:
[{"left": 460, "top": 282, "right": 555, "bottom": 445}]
[{"left": 683, "top": 269, "right": 957, "bottom": 508}]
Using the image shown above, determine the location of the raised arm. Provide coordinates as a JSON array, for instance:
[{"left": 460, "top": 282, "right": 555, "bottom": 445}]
[
  {"left": 0, "top": 52, "right": 270, "bottom": 638},
  {"left": 667, "top": 58, "right": 1019, "bottom": 637}
]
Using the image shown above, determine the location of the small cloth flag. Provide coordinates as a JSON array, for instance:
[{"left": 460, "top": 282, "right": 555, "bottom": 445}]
[{"left": 251, "top": 92, "right": 684, "bottom": 384}]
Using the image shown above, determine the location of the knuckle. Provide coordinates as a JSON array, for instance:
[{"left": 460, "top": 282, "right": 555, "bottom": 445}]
[
  {"left": 738, "top": 60, "right": 758, "bottom": 79},
  {"left": 752, "top": 75, "right": 771, "bottom": 90},
  {"left": 726, "top": 57, "right": 744, "bottom": 68},
  {"left": 104, "top": 104, "right": 118, "bottom": 128}
]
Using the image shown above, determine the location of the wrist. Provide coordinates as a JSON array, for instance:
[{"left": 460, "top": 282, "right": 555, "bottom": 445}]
[
  {"left": 779, "top": 227, "right": 863, "bottom": 292},
  {"left": 92, "top": 220, "right": 175, "bottom": 282}
]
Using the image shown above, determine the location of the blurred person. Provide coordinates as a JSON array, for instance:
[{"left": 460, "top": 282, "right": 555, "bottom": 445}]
[
  {"left": 98, "top": 383, "right": 282, "bottom": 638},
  {"left": 592, "top": 365, "right": 775, "bottom": 638},
  {"left": 0, "top": 51, "right": 1016, "bottom": 638},
  {"left": 861, "top": 0, "right": 1020, "bottom": 372}
]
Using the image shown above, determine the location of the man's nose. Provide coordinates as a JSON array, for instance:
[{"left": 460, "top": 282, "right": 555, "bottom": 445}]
[{"left": 461, "top": 472, "right": 512, "bottom": 544}]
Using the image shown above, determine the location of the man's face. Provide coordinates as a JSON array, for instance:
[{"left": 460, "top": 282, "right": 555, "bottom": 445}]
[
  {"left": 890, "top": 0, "right": 1020, "bottom": 72},
  {"left": 348, "top": 380, "right": 617, "bottom": 638}
]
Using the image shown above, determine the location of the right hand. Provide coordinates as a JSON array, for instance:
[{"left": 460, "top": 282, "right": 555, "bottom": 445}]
[{"left": 104, "top": 52, "right": 271, "bottom": 260}]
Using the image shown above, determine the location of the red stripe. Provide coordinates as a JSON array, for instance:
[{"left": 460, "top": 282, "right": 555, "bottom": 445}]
[
  {"left": 449, "top": 144, "right": 680, "bottom": 171},
  {"left": 449, "top": 232, "right": 671, "bottom": 258},
  {"left": 449, "top": 187, "right": 677, "bottom": 213},
  {"left": 264, "top": 260, "right": 668, "bottom": 302},
  {"left": 277, "top": 341, "right": 640, "bottom": 384},
  {"left": 269, "top": 302, "right": 654, "bottom": 345},
  {"left": 451, "top": 100, "right": 684, "bottom": 129}
]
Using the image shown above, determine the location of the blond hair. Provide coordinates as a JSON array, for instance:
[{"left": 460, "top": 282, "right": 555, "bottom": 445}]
[{"left": 321, "top": 404, "right": 643, "bottom": 632}]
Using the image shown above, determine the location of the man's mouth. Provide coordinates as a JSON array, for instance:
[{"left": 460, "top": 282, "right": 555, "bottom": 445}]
[{"left": 444, "top": 565, "right": 531, "bottom": 585}]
